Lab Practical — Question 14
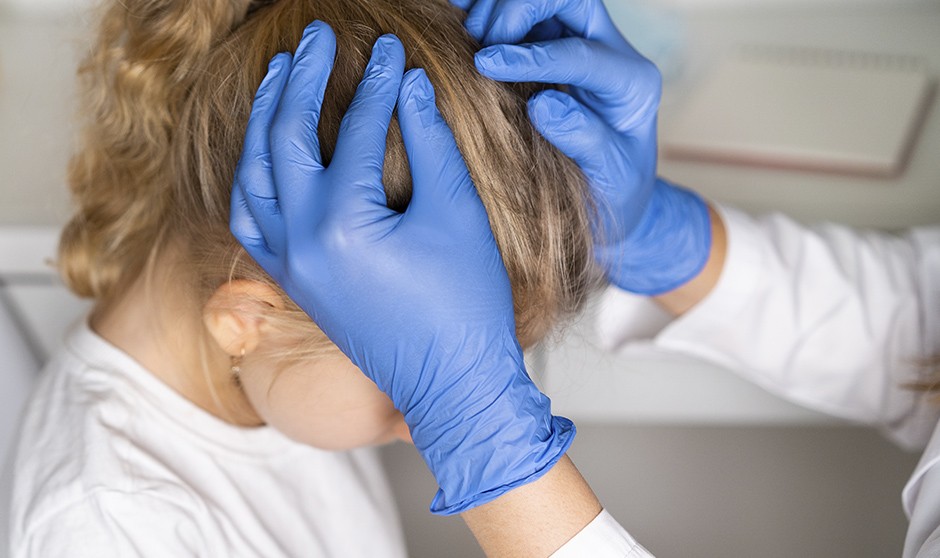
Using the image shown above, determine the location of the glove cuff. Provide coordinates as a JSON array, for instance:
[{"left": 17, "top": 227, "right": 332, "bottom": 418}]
[
  {"left": 407, "top": 329, "right": 576, "bottom": 516},
  {"left": 428, "top": 414, "right": 575, "bottom": 515},
  {"left": 601, "top": 178, "right": 712, "bottom": 295}
]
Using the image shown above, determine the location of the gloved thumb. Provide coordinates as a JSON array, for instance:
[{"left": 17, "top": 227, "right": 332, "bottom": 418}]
[{"left": 527, "top": 90, "right": 619, "bottom": 184}]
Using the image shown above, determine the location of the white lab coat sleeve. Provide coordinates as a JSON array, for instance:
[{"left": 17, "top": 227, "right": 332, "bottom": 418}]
[
  {"left": 12, "top": 490, "right": 209, "bottom": 558},
  {"left": 550, "top": 509, "right": 655, "bottom": 557},
  {"left": 901, "top": 405, "right": 940, "bottom": 558},
  {"left": 904, "top": 435, "right": 940, "bottom": 557},
  {"left": 596, "top": 204, "right": 940, "bottom": 450}
]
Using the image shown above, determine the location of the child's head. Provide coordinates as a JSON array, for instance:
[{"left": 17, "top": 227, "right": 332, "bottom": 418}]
[{"left": 59, "top": 0, "right": 598, "bottom": 448}]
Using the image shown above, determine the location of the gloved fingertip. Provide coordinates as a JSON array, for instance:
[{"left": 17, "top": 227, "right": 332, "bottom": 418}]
[
  {"left": 527, "top": 91, "right": 614, "bottom": 166},
  {"left": 473, "top": 46, "right": 496, "bottom": 65},
  {"left": 267, "top": 51, "right": 291, "bottom": 72},
  {"left": 400, "top": 68, "right": 434, "bottom": 105},
  {"left": 299, "top": 19, "right": 327, "bottom": 44},
  {"left": 474, "top": 45, "right": 538, "bottom": 81},
  {"left": 527, "top": 90, "right": 577, "bottom": 128},
  {"left": 294, "top": 20, "right": 336, "bottom": 63},
  {"left": 372, "top": 33, "right": 404, "bottom": 60},
  {"left": 310, "top": 19, "right": 332, "bottom": 35},
  {"left": 257, "top": 53, "right": 289, "bottom": 95},
  {"left": 473, "top": 46, "right": 508, "bottom": 77},
  {"left": 364, "top": 34, "right": 405, "bottom": 80}
]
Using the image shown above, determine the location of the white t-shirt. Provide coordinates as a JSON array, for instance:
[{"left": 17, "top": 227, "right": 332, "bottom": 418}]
[{"left": 5, "top": 320, "right": 407, "bottom": 558}]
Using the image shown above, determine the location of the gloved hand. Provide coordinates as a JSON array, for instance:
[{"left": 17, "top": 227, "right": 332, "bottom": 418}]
[
  {"left": 455, "top": 0, "right": 712, "bottom": 295},
  {"left": 230, "top": 21, "right": 574, "bottom": 515}
]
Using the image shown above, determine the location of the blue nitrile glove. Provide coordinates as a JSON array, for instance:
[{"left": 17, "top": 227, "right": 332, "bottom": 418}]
[
  {"left": 456, "top": 0, "right": 711, "bottom": 295},
  {"left": 229, "top": 21, "right": 574, "bottom": 515}
]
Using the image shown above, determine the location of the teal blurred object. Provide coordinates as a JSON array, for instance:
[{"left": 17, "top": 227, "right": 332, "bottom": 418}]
[{"left": 602, "top": 0, "right": 686, "bottom": 81}]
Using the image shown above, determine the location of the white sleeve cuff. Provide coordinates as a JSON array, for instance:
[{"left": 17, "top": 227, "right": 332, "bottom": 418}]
[
  {"left": 593, "top": 203, "right": 760, "bottom": 353},
  {"left": 654, "top": 203, "right": 766, "bottom": 360},
  {"left": 550, "top": 509, "right": 654, "bottom": 558}
]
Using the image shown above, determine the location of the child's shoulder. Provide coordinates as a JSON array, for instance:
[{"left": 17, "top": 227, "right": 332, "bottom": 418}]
[
  {"left": 10, "top": 479, "right": 207, "bottom": 557},
  {"left": 7, "top": 322, "right": 405, "bottom": 557},
  {"left": 8, "top": 323, "right": 209, "bottom": 544}
]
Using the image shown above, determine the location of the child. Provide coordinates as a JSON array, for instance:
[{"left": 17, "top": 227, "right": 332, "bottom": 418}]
[{"left": 6, "top": 0, "right": 598, "bottom": 555}]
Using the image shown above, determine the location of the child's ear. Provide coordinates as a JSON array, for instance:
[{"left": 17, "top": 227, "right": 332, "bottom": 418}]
[{"left": 203, "top": 280, "right": 284, "bottom": 357}]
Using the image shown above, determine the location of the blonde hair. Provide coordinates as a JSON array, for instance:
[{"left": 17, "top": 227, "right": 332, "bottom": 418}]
[{"left": 60, "top": 0, "right": 599, "bottom": 356}]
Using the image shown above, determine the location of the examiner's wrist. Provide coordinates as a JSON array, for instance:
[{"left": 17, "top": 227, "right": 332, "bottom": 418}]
[
  {"left": 654, "top": 203, "right": 727, "bottom": 315},
  {"left": 427, "top": 411, "right": 576, "bottom": 515},
  {"left": 600, "top": 178, "right": 712, "bottom": 295},
  {"left": 403, "top": 335, "right": 576, "bottom": 516},
  {"left": 461, "top": 455, "right": 603, "bottom": 558}
]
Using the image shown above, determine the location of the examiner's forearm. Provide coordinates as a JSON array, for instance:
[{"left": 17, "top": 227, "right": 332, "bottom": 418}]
[
  {"left": 654, "top": 205, "right": 727, "bottom": 316},
  {"left": 461, "top": 455, "right": 603, "bottom": 557}
]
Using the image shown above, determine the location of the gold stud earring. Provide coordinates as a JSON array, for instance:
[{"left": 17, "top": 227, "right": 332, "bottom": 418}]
[{"left": 231, "top": 347, "right": 246, "bottom": 376}]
